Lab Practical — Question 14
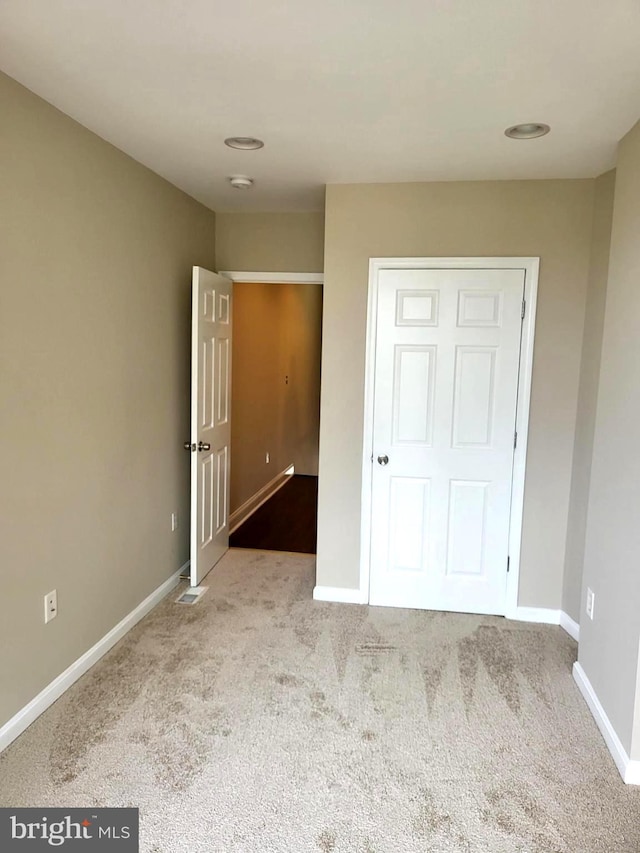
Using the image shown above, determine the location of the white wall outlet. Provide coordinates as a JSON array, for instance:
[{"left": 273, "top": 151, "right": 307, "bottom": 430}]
[
  {"left": 171, "top": 512, "right": 179, "bottom": 532},
  {"left": 44, "top": 590, "right": 57, "bottom": 624},
  {"left": 265, "top": 452, "right": 270, "bottom": 464},
  {"left": 586, "top": 587, "right": 595, "bottom": 620}
]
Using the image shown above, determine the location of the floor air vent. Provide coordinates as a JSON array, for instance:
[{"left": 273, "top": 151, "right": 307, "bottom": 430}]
[{"left": 175, "top": 586, "right": 208, "bottom": 605}]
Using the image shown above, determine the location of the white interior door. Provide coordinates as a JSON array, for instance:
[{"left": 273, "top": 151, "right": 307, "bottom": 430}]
[
  {"left": 188, "top": 267, "right": 232, "bottom": 586},
  {"left": 369, "top": 267, "right": 524, "bottom": 615}
]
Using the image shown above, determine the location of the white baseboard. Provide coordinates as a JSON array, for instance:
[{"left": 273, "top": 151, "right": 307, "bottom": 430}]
[
  {"left": 573, "top": 662, "right": 640, "bottom": 785},
  {"left": 507, "top": 606, "right": 561, "bottom": 625},
  {"left": 229, "top": 465, "right": 294, "bottom": 534},
  {"left": 313, "top": 599, "right": 572, "bottom": 619},
  {"left": 0, "top": 562, "right": 186, "bottom": 755},
  {"left": 313, "top": 586, "right": 366, "bottom": 604},
  {"left": 559, "top": 610, "right": 580, "bottom": 642},
  {"left": 507, "top": 607, "right": 580, "bottom": 641}
]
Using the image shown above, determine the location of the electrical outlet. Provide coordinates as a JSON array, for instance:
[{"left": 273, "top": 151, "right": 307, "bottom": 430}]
[
  {"left": 586, "top": 587, "right": 595, "bottom": 620},
  {"left": 44, "top": 590, "right": 57, "bottom": 624},
  {"left": 265, "top": 452, "right": 270, "bottom": 464},
  {"left": 171, "top": 512, "right": 179, "bottom": 532}
]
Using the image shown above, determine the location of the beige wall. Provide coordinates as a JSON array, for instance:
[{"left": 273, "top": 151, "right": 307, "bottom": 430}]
[
  {"left": 231, "top": 283, "right": 322, "bottom": 512},
  {"left": 317, "top": 179, "right": 595, "bottom": 604},
  {"left": 216, "top": 212, "right": 325, "bottom": 273},
  {"left": 578, "top": 121, "right": 640, "bottom": 759},
  {"left": 562, "top": 170, "right": 616, "bottom": 624},
  {"left": 0, "top": 73, "right": 216, "bottom": 729}
]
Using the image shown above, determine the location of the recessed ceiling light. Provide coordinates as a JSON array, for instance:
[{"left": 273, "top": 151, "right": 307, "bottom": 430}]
[
  {"left": 224, "top": 137, "right": 264, "bottom": 150},
  {"left": 228, "top": 175, "right": 254, "bottom": 189},
  {"left": 505, "top": 123, "right": 550, "bottom": 140}
]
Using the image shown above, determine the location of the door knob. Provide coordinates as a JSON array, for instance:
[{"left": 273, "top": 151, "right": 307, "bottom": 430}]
[
  {"left": 198, "top": 441, "right": 211, "bottom": 452},
  {"left": 183, "top": 441, "right": 196, "bottom": 451},
  {"left": 377, "top": 455, "right": 389, "bottom": 466}
]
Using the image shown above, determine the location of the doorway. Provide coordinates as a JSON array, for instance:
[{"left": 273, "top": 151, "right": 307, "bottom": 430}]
[
  {"left": 362, "top": 258, "right": 538, "bottom": 616},
  {"left": 221, "top": 272, "right": 323, "bottom": 554},
  {"left": 229, "top": 475, "right": 318, "bottom": 554}
]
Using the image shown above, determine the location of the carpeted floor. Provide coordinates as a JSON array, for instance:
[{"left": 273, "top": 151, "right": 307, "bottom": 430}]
[{"left": 1, "top": 550, "right": 639, "bottom": 852}]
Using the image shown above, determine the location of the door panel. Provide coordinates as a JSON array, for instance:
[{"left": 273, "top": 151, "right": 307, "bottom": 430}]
[
  {"left": 190, "top": 267, "right": 232, "bottom": 586},
  {"left": 446, "top": 479, "right": 489, "bottom": 577},
  {"left": 216, "top": 337, "right": 230, "bottom": 425},
  {"left": 393, "top": 346, "right": 436, "bottom": 444},
  {"left": 202, "top": 337, "right": 215, "bottom": 428},
  {"left": 369, "top": 267, "right": 524, "bottom": 615},
  {"left": 215, "top": 445, "right": 228, "bottom": 534},
  {"left": 452, "top": 346, "right": 496, "bottom": 447},
  {"left": 201, "top": 454, "right": 215, "bottom": 548},
  {"left": 389, "top": 476, "right": 431, "bottom": 573}
]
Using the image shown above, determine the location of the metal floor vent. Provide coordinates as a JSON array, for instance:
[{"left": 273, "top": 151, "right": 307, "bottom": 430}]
[{"left": 175, "top": 586, "right": 208, "bottom": 605}]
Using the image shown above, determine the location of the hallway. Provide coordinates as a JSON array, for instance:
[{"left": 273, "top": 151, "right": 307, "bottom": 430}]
[{"left": 230, "top": 474, "right": 318, "bottom": 554}]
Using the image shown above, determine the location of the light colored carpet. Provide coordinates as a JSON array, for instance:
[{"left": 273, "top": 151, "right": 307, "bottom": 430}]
[{"left": 1, "top": 549, "right": 639, "bottom": 852}]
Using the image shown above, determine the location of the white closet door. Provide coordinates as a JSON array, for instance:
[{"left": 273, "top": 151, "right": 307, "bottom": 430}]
[{"left": 369, "top": 267, "right": 524, "bottom": 615}]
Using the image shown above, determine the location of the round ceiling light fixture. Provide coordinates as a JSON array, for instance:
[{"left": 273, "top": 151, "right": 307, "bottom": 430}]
[
  {"left": 228, "top": 175, "right": 254, "bottom": 189},
  {"left": 504, "top": 122, "right": 550, "bottom": 140},
  {"left": 224, "top": 136, "right": 264, "bottom": 150}
]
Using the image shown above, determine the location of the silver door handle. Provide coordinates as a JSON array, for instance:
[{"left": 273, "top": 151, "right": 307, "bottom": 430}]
[
  {"left": 198, "top": 441, "right": 211, "bottom": 452},
  {"left": 183, "top": 442, "right": 196, "bottom": 451},
  {"left": 377, "top": 455, "right": 389, "bottom": 466}
]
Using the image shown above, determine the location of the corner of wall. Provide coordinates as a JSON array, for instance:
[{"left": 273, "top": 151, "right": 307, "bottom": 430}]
[{"left": 561, "top": 169, "right": 616, "bottom": 625}]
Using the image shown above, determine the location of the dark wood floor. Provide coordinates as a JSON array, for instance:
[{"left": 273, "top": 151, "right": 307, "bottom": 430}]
[{"left": 230, "top": 475, "right": 318, "bottom": 554}]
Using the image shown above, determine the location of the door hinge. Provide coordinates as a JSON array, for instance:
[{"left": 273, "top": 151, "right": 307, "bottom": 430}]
[
  {"left": 507, "top": 556, "right": 510, "bottom": 573},
  {"left": 514, "top": 430, "right": 518, "bottom": 449},
  {"left": 521, "top": 299, "right": 526, "bottom": 320}
]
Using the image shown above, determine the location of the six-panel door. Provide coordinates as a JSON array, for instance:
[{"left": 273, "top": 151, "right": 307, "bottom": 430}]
[
  {"left": 190, "top": 267, "right": 232, "bottom": 586},
  {"left": 369, "top": 268, "right": 524, "bottom": 614}
]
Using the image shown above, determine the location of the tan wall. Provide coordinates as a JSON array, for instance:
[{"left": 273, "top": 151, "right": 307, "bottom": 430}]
[
  {"left": 216, "top": 212, "right": 325, "bottom": 273},
  {"left": 562, "top": 170, "right": 616, "bottom": 624},
  {"left": 231, "top": 283, "right": 323, "bottom": 512},
  {"left": 317, "top": 179, "right": 595, "bottom": 605},
  {"left": 579, "top": 121, "right": 640, "bottom": 759},
  {"left": 0, "top": 73, "right": 216, "bottom": 728}
]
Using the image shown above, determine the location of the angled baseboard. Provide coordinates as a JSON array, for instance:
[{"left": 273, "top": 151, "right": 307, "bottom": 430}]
[
  {"left": 0, "top": 562, "right": 186, "bottom": 755},
  {"left": 313, "top": 586, "right": 366, "bottom": 604},
  {"left": 559, "top": 610, "right": 580, "bottom": 642},
  {"left": 507, "top": 606, "right": 561, "bottom": 625},
  {"left": 313, "top": 599, "right": 574, "bottom": 622},
  {"left": 508, "top": 607, "right": 579, "bottom": 641},
  {"left": 573, "top": 662, "right": 640, "bottom": 785},
  {"left": 229, "top": 465, "right": 294, "bottom": 534},
  {"left": 312, "top": 597, "right": 580, "bottom": 640}
]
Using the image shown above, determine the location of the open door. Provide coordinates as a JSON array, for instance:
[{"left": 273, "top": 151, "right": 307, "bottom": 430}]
[{"left": 186, "top": 267, "right": 233, "bottom": 586}]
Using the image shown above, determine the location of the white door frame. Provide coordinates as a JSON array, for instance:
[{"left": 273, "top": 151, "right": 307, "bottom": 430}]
[
  {"left": 216, "top": 268, "right": 324, "bottom": 527},
  {"left": 219, "top": 271, "right": 324, "bottom": 285},
  {"left": 360, "top": 257, "right": 539, "bottom": 617}
]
